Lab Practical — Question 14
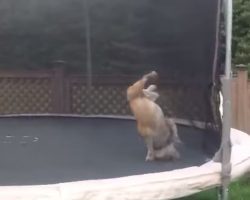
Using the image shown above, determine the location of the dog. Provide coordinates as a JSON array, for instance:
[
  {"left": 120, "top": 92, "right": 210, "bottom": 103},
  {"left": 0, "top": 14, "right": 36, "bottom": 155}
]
[{"left": 127, "top": 71, "right": 181, "bottom": 161}]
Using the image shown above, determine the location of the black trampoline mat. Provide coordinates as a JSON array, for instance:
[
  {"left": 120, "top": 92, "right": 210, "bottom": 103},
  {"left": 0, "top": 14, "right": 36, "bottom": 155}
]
[{"left": 0, "top": 116, "right": 213, "bottom": 186}]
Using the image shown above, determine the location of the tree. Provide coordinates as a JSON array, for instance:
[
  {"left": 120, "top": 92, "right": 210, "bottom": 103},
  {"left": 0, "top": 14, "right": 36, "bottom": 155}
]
[{"left": 232, "top": 0, "right": 250, "bottom": 71}]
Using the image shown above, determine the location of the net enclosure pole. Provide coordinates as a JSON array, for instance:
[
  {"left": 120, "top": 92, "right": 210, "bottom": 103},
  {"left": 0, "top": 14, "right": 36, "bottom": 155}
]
[
  {"left": 219, "top": 0, "right": 233, "bottom": 199},
  {"left": 84, "top": 0, "right": 92, "bottom": 88},
  {"left": 223, "top": 0, "right": 233, "bottom": 79}
]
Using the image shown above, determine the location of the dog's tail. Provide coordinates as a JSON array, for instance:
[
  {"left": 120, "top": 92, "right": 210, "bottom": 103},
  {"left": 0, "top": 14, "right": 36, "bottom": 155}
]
[{"left": 165, "top": 118, "right": 182, "bottom": 145}]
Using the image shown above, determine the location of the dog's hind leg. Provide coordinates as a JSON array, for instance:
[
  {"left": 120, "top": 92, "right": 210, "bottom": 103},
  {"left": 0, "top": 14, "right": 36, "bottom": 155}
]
[
  {"left": 165, "top": 118, "right": 182, "bottom": 144},
  {"left": 144, "top": 136, "right": 155, "bottom": 161},
  {"left": 154, "top": 143, "right": 180, "bottom": 160}
]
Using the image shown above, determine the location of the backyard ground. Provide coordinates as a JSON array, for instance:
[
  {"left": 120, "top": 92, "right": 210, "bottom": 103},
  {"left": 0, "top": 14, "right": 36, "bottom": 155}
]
[{"left": 178, "top": 178, "right": 250, "bottom": 200}]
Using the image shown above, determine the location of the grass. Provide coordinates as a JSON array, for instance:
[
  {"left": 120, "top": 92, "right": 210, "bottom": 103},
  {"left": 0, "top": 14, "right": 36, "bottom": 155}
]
[{"left": 178, "top": 178, "right": 250, "bottom": 200}]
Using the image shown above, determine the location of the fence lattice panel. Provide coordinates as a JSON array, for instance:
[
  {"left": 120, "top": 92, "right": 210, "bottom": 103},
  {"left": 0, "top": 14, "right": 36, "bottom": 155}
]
[
  {"left": 0, "top": 78, "right": 53, "bottom": 114},
  {"left": 71, "top": 83, "right": 130, "bottom": 115},
  {"left": 0, "top": 69, "right": 208, "bottom": 122},
  {"left": 70, "top": 80, "right": 205, "bottom": 120}
]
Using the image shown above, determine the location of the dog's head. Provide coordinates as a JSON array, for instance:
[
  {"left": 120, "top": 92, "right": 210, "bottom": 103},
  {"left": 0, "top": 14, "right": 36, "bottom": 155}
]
[
  {"left": 127, "top": 71, "right": 159, "bottom": 101},
  {"left": 143, "top": 85, "right": 159, "bottom": 102}
]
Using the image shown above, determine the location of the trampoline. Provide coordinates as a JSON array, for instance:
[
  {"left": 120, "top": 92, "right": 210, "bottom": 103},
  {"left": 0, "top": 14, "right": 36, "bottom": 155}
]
[
  {"left": 1, "top": 0, "right": 250, "bottom": 199},
  {"left": 0, "top": 115, "right": 215, "bottom": 186},
  {"left": 0, "top": 115, "right": 250, "bottom": 200}
]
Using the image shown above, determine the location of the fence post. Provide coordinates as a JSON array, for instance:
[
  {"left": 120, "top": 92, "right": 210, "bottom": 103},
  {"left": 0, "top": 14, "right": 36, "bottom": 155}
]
[
  {"left": 231, "top": 74, "right": 237, "bottom": 128},
  {"left": 235, "top": 65, "right": 248, "bottom": 133},
  {"left": 64, "top": 77, "right": 71, "bottom": 114}
]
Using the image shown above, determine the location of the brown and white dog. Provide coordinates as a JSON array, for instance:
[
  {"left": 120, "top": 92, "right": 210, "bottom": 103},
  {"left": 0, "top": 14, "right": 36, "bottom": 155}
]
[{"left": 127, "top": 71, "right": 181, "bottom": 161}]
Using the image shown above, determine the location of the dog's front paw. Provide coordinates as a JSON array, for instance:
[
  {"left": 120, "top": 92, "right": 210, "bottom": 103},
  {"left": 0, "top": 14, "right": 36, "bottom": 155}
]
[{"left": 143, "top": 71, "right": 158, "bottom": 81}]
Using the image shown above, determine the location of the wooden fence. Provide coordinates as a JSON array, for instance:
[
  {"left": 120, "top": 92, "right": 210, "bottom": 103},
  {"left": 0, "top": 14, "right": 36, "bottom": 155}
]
[
  {"left": 0, "top": 67, "right": 249, "bottom": 133},
  {"left": 231, "top": 67, "right": 250, "bottom": 134},
  {"left": 0, "top": 68, "right": 131, "bottom": 115},
  {"left": 0, "top": 68, "right": 207, "bottom": 121}
]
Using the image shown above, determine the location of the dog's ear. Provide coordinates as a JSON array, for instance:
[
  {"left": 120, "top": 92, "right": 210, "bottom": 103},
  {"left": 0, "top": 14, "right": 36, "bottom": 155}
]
[{"left": 143, "top": 84, "right": 159, "bottom": 101}]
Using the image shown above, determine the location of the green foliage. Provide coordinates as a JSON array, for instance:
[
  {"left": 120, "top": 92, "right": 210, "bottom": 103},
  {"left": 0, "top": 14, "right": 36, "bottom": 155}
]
[
  {"left": 179, "top": 178, "right": 250, "bottom": 200},
  {"left": 0, "top": 0, "right": 248, "bottom": 75},
  {"left": 0, "top": 0, "right": 87, "bottom": 70},
  {"left": 232, "top": 0, "right": 250, "bottom": 68},
  {"left": 0, "top": 1, "right": 217, "bottom": 77}
]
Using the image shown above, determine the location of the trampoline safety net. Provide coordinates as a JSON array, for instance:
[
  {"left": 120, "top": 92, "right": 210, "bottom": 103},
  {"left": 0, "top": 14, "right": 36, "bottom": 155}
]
[{"left": 0, "top": 0, "right": 224, "bottom": 153}]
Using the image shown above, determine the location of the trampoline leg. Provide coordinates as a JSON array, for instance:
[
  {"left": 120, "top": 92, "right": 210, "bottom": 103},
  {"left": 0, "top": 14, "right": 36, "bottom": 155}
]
[{"left": 217, "top": 186, "right": 229, "bottom": 200}]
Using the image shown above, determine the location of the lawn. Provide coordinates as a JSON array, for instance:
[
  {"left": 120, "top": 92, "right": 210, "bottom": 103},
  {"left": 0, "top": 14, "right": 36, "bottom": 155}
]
[{"left": 178, "top": 179, "right": 250, "bottom": 200}]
